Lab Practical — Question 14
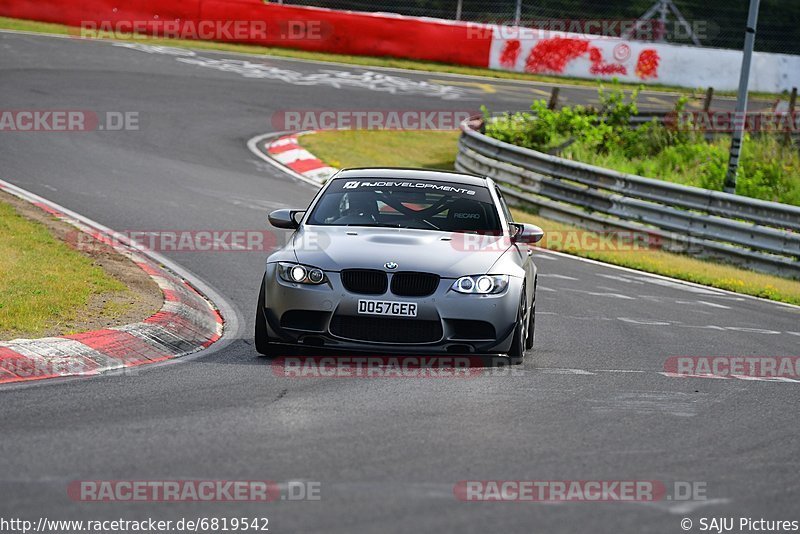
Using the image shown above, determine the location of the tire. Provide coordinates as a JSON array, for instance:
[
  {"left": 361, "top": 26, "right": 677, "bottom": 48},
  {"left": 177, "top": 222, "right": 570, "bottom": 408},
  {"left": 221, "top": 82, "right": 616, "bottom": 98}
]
[
  {"left": 507, "top": 290, "right": 527, "bottom": 365},
  {"left": 525, "top": 280, "right": 536, "bottom": 351},
  {"left": 254, "top": 278, "right": 274, "bottom": 357},
  {"left": 525, "top": 304, "right": 536, "bottom": 350}
]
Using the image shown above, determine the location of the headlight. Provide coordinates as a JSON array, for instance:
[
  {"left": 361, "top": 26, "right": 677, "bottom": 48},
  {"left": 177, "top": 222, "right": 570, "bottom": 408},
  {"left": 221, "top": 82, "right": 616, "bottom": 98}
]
[
  {"left": 451, "top": 275, "right": 509, "bottom": 294},
  {"left": 278, "top": 262, "right": 327, "bottom": 285}
]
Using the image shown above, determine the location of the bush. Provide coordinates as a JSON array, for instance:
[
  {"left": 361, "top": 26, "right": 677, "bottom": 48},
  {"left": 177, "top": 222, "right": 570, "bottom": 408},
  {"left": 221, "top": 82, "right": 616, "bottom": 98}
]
[{"left": 483, "top": 82, "right": 800, "bottom": 206}]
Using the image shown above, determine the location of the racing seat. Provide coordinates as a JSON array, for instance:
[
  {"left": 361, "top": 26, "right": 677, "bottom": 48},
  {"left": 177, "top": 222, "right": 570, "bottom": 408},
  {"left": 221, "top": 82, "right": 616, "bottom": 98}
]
[
  {"left": 344, "top": 192, "right": 379, "bottom": 221},
  {"left": 445, "top": 198, "right": 487, "bottom": 232}
]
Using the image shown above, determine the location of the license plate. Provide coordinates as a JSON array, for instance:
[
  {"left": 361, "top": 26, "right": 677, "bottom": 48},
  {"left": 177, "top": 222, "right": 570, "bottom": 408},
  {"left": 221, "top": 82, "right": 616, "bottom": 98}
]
[{"left": 358, "top": 299, "right": 418, "bottom": 317}]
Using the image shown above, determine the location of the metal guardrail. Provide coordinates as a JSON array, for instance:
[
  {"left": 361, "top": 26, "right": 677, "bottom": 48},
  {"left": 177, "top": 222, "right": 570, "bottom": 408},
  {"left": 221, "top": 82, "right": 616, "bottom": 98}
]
[{"left": 456, "top": 117, "right": 800, "bottom": 279}]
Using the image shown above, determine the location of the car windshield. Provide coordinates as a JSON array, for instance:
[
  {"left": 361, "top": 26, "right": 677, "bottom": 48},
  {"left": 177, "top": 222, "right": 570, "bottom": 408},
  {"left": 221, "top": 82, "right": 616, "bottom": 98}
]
[{"left": 307, "top": 178, "right": 501, "bottom": 233}]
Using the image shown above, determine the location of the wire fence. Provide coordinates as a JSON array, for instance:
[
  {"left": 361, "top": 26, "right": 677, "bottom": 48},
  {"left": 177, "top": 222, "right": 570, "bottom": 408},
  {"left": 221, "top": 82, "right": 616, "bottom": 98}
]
[{"left": 275, "top": 0, "right": 800, "bottom": 55}]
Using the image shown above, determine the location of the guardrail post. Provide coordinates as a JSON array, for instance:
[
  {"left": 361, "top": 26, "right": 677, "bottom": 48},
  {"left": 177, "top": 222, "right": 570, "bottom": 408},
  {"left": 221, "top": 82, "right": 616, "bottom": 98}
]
[
  {"left": 703, "top": 87, "right": 714, "bottom": 112},
  {"left": 785, "top": 87, "right": 797, "bottom": 146},
  {"left": 548, "top": 87, "right": 560, "bottom": 110}
]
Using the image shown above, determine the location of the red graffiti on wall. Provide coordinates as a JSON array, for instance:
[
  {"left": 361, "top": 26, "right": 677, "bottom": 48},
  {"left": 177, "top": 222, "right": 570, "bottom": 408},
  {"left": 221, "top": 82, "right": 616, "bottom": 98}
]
[
  {"left": 524, "top": 37, "right": 626, "bottom": 76},
  {"left": 520, "top": 37, "right": 660, "bottom": 80},
  {"left": 499, "top": 39, "right": 522, "bottom": 69},
  {"left": 635, "top": 49, "right": 660, "bottom": 79},
  {"left": 588, "top": 47, "right": 627, "bottom": 76},
  {"left": 524, "top": 37, "right": 592, "bottom": 73}
]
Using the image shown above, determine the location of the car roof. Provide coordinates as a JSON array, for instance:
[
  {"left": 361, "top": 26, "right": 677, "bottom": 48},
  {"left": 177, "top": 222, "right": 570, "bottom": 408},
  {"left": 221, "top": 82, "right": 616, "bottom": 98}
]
[{"left": 331, "top": 168, "right": 489, "bottom": 188}]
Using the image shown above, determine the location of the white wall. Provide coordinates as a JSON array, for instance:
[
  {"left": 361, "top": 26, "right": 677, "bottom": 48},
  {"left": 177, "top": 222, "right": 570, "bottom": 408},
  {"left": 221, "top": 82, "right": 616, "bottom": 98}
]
[{"left": 487, "top": 26, "right": 800, "bottom": 93}]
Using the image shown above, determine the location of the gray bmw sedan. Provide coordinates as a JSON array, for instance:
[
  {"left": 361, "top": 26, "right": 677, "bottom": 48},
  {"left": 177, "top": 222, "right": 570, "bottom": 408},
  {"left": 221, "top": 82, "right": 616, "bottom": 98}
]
[{"left": 256, "top": 168, "right": 544, "bottom": 362}]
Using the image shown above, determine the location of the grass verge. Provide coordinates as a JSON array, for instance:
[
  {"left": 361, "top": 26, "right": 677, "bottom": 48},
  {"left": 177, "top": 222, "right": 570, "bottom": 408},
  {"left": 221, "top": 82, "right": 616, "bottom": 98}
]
[
  {"left": 297, "top": 129, "right": 800, "bottom": 305},
  {"left": 300, "top": 130, "right": 461, "bottom": 170},
  {"left": 562, "top": 135, "right": 800, "bottom": 207},
  {"left": 0, "top": 192, "right": 160, "bottom": 339},
  {"left": 0, "top": 16, "right": 779, "bottom": 99}
]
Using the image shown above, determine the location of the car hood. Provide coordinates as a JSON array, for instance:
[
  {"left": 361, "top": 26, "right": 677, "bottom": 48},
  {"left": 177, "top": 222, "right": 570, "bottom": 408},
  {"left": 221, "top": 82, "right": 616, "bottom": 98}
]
[{"left": 291, "top": 226, "right": 511, "bottom": 278}]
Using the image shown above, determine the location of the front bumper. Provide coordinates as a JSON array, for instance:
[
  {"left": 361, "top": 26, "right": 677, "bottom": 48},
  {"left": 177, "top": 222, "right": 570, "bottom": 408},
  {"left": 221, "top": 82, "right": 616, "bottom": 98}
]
[{"left": 260, "top": 264, "right": 522, "bottom": 354}]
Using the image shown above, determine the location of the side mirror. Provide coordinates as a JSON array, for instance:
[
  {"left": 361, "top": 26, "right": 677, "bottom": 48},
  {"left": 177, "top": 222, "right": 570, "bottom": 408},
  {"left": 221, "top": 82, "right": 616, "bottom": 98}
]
[
  {"left": 268, "top": 209, "right": 304, "bottom": 230},
  {"left": 510, "top": 223, "right": 544, "bottom": 244}
]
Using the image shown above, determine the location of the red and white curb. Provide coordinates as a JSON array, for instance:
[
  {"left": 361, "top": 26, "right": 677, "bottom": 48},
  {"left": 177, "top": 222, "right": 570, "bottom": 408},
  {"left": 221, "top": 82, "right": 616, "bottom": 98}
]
[
  {"left": 264, "top": 132, "right": 338, "bottom": 185},
  {"left": 0, "top": 179, "right": 225, "bottom": 385}
]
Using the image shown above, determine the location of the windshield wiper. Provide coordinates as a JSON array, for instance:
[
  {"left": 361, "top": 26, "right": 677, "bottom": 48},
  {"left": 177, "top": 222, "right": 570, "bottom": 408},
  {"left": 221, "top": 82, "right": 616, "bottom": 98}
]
[
  {"left": 343, "top": 223, "right": 403, "bottom": 228},
  {"left": 419, "top": 219, "right": 441, "bottom": 230}
]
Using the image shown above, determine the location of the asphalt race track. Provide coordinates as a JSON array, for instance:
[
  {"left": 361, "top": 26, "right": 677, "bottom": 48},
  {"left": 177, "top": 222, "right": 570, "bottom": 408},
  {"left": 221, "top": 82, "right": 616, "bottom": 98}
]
[{"left": 1, "top": 32, "right": 798, "bottom": 533}]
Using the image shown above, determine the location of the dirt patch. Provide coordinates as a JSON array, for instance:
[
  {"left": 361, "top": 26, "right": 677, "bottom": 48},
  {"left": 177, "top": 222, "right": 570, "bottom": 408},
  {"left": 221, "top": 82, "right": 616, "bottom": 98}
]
[{"left": 0, "top": 190, "right": 162, "bottom": 339}]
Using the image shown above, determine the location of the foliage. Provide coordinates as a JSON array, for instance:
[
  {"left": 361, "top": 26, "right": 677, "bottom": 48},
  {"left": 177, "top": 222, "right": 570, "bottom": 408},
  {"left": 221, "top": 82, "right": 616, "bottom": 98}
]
[{"left": 484, "top": 82, "right": 800, "bottom": 206}]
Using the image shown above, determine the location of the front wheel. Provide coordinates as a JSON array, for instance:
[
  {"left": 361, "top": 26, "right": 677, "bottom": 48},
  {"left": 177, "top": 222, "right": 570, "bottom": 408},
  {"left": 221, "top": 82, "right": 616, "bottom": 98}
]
[
  {"left": 254, "top": 278, "right": 274, "bottom": 357},
  {"left": 525, "top": 303, "right": 536, "bottom": 350},
  {"left": 525, "top": 281, "right": 536, "bottom": 350},
  {"left": 506, "top": 290, "right": 527, "bottom": 365}
]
